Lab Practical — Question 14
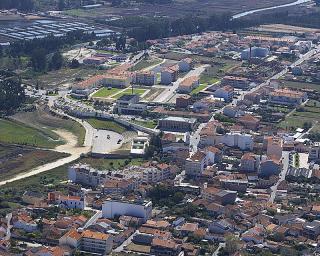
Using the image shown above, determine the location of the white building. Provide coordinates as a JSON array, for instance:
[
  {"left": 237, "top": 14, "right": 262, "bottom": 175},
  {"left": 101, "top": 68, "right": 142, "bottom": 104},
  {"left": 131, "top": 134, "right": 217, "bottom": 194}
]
[
  {"left": 223, "top": 132, "right": 253, "bottom": 151},
  {"left": 102, "top": 199, "right": 152, "bottom": 222},
  {"left": 115, "top": 94, "right": 147, "bottom": 115},
  {"left": 58, "top": 195, "right": 86, "bottom": 210},
  {"left": 185, "top": 151, "right": 207, "bottom": 177}
]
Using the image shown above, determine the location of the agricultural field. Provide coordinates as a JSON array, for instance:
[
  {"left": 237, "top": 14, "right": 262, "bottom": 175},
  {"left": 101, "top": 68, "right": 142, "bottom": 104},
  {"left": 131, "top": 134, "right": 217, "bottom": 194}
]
[
  {"left": 0, "top": 144, "right": 68, "bottom": 181},
  {"left": 112, "top": 88, "right": 147, "bottom": 99},
  {"left": 278, "top": 100, "right": 320, "bottom": 132},
  {"left": 84, "top": 118, "right": 128, "bottom": 134},
  {"left": 62, "top": 0, "right": 296, "bottom": 19},
  {"left": 12, "top": 106, "right": 86, "bottom": 146},
  {"left": 92, "top": 87, "right": 123, "bottom": 98},
  {"left": 281, "top": 80, "right": 320, "bottom": 92},
  {"left": 0, "top": 118, "right": 63, "bottom": 148}
]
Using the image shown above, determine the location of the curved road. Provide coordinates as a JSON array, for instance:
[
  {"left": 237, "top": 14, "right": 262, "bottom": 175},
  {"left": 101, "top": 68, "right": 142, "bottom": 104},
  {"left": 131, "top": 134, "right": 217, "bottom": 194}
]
[
  {"left": 0, "top": 109, "right": 93, "bottom": 187},
  {"left": 232, "top": 0, "right": 312, "bottom": 19}
]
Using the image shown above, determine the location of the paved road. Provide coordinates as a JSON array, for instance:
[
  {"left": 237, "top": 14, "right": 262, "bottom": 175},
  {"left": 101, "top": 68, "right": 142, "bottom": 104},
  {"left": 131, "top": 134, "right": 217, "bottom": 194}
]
[
  {"left": 153, "top": 65, "right": 209, "bottom": 103},
  {"left": 113, "top": 231, "right": 137, "bottom": 252},
  {"left": 269, "top": 151, "right": 290, "bottom": 203}
]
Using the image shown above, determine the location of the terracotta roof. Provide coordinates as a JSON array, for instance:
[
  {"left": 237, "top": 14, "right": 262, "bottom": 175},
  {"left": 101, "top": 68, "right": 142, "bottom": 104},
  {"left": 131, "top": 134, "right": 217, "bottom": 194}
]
[
  {"left": 152, "top": 238, "right": 179, "bottom": 249},
  {"left": 82, "top": 230, "right": 110, "bottom": 240},
  {"left": 62, "top": 229, "right": 82, "bottom": 241}
]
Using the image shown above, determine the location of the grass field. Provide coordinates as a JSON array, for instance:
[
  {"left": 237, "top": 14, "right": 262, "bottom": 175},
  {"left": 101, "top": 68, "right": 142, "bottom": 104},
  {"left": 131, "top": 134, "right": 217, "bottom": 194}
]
[
  {"left": 0, "top": 119, "right": 63, "bottom": 148},
  {"left": 85, "top": 118, "right": 128, "bottom": 133},
  {"left": 191, "top": 84, "right": 208, "bottom": 95},
  {"left": 92, "top": 87, "right": 123, "bottom": 98},
  {"left": 112, "top": 88, "right": 147, "bottom": 99},
  {"left": 132, "top": 120, "right": 157, "bottom": 129},
  {"left": 78, "top": 157, "right": 144, "bottom": 169},
  {"left": 281, "top": 80, "right": 320, "bottom": 92},
  {"left": 0, "top": 144, "right": 68, "bottom": 181},
  {"left": 13, "top": 107, "right": 86, "bottom": 146},
  {"left": 278, "top": 100, "right": 320, "bottom": 132}
]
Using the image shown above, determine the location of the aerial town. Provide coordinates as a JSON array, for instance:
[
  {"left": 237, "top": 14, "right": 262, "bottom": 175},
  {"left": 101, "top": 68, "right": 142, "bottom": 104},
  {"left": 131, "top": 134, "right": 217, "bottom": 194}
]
[{"left": 1, "top": 0, "right": 320, "bottom": 256}]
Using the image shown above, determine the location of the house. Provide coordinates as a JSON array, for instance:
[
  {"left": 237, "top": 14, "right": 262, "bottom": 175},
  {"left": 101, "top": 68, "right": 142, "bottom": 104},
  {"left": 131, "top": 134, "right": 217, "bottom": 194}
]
[
  {"left": 158, "top": 117, "right": 196, "bottom": 132},
  {"left": 161, "top": 65, "right": 179, "bottom": 85},
  {"left": 309, "top": 142, "right": 320, "bottom": 161},
  {"left": 177, "top": 76, "right": 199, "bottom": 94},
  {"left": 214, "top": 85, "right": 234, "bottom": 102},
  {"left": 237, "top": 114, "right": 260, "bottom": 130},
  {"left": 101, "top": 73, "right": 131, "bottom": 88},
  {"left": 178, "top": 58, "right": 193, "bottom": 72},
  {"left": 102, "top": 199, "right": 152, "bottom": 223},
  {"left": 303, "top": 220, "right": 320, "bottom": 239},
  {"left": 131, "top": 136, "right": 150, "bottom": 156},
  {"left": 259, "top": 157, "right": 282, "bottom": 178},
  {"left": 266, "top": 136, "right": 283, "bottom": 160},
  {"left": 223, "top": 106, "right": 244, "bottom": 118},
  {"left": 177, "top": 222, "right": 199, "bottom": 236},
  {"left": 58, "top": 195, "right": 86, "bottom": 210},
  {"left": 81, "top": 230, "right": 113, "bottom": 255},
  {"left": 221, "top": 76, "right": 249, "bottom": 89},
  {"left": 59, "top": 229, "right": 82, "bottom": 248},
  {"left": 222, "top": 132, "right": 254, "bottom": 151},
  {"left": 102, "top": 179, "right": 137, "bottom": 195},
  {"left": 135, "top": 71, "right": 157, "bottom": 86},
  {"left": 240, "top": 153, "right": 259, "bottom": 173},
  {"left": 201, "top": 187, "right": 237, "bottom": 205},
  {"left": 269, "top": 89, "right": 307, "bottom": 106},
  {"left": 151, "top": 238, "right": 181, "bottom": 256},
  {"left": 204, "top": 146, "right": 222, "bottom": 164},
  {"left": 220, "top": 179, "right": 248, "bottom": 193},
  {"left": 209, "top": 220, "right": 234, "bottom": 234},
  {"left": 185, "top": 151, "right": 207, "bottom": 177},
  {"left": 115, "top": 94, "right": 147, "bottom": 115},
  {"left": 12, "top": 212, "right": 37, "bottom": 233},
  {"left": 176, "top": 95, "right": 192, "bottom": 108}
]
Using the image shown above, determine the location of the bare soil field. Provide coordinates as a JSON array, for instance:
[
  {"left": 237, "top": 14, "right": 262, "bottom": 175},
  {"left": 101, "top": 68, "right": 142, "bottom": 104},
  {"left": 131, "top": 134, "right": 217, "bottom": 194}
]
[
  {"left": 0, "top": 144, "right": 68, "bottom": 180},
  {"left": 64, "top": 0, "right": 297, "bottom": 19}
]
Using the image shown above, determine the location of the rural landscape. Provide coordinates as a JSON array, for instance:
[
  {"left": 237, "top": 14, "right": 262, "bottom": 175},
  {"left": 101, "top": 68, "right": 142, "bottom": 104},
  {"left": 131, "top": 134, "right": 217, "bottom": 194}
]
[{"left": 0, "top": 0, "right": 320, "bottom": 255}]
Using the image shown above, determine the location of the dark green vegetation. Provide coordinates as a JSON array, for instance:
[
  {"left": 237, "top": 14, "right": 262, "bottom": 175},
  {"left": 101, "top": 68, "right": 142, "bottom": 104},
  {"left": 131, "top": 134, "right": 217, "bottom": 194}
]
[
  {"left": 0, "top": 0, "right": 34, "bottom": 11},
  {"left": 0, "top": 73, "right": 25, "bottom": 114},
  {"left": 0, "top": 144, "right": 68, "bottom": 180}
]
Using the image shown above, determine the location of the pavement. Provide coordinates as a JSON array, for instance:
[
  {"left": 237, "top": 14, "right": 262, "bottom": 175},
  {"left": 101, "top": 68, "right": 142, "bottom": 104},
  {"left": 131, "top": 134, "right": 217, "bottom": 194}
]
[
  {"left": 269, "top": 151, "right": 290, "bottom": 203},
  {"left": 153, "top": 64, "right": 209, "bottom": 103},
  {"left": 113, "top": 231, "right": 137, "bottom": 252},
  {"left": 92, "top": 130, "right": 124, "bottom": 154}
]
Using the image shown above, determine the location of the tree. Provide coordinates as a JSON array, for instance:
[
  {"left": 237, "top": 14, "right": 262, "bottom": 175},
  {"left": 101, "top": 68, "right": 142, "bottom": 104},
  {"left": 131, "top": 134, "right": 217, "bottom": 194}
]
[
  {"left": 0, "top": 77, "right": 25, "bottom": 114},
  {"left": 224, "top": 235, "right": 240, "bottom": 255},
  {"left": 49, "top": 51, "right": 63, "bottom": 70},
  {"left": 31, "top": 48, "right": 47, "bottom": 72},
  {"left": 58, "top": 0, "right": 66, "bottom": 10},
  {"left": 70, "top": 59, "right": 80, "bottom": 68}
]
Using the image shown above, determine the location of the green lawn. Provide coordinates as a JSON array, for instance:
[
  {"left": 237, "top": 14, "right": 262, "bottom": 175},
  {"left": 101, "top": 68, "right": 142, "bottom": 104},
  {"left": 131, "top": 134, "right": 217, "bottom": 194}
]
[
  {"left": 191, "top": 84, "right": 208, "bottom": 95},
  {"left": 85, "top": 118, "right": 128, "bottom": 133},
  {"left": 112, "top": 88, "right": 147, "bottom": 99},
  {"left": 78, "top": 157, "right": 145, "bottom": 170},
  {"left": 0, "top": 119, "right": 63, "bottom": 148},
  {"left": 132, "top": 120, "right": 157, "bottom": 129},
  {"left": 130, "top": 58, "right": 162, "bottom": 71},
  {"left": 92, "top": 87, "right": 123, "bottom": 98}
]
